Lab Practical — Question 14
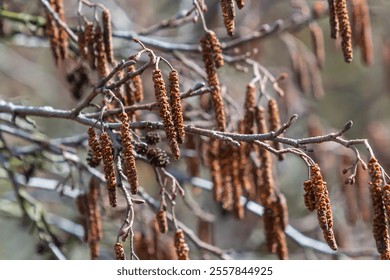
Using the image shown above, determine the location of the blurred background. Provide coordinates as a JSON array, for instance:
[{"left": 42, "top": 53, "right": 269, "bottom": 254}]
[{"left": 0, "top": 0, "right": 390, "bottom": 260}]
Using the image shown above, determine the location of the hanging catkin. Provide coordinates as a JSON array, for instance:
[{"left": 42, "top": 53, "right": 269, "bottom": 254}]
[
  {"left": 268, "top": 99, "right": 284, "bottom": 161},
  {"left": 206, "top": 31, "right": 224, "bottom": 68},
  {"left": 156, "top": 210, "right": 168, "bottom": 234},
  {"left": 309, "top": 22, "right": 325, "bottom": 69},
  {"left": 208, "top": 139, "right": 223, "bottom": 202},
  {"left": 102, "top": 9, "right": 114, "bottom": 64},
  {"left": 368, "top": 157, "right": 390, "bottom": 260},
  {"left": 84, "top": 22, "right": 96, "bottom": 69},
  {"left": 220, "top": 0, "right": 235, "bottom": 36},
  {"left": 327, "top": 0, "right": 339, "bottom": 39},
  {"left": 200, "top": 34, "right": 226, "bottom": 131},
  {"left": 95, "top": 25, "right": 109, "bottom": 79},
  {"left": 87, "top": 127, "right": 102, "bottom": 167},
  {"left": 77, "top": 28, "right": 88, "bottom": 60},
  {"left": 119, "top": 112, "right": 139, "bottom": 195},
  {"left": 169, "top": 69, "right": 185, "bottom": 144},
  {"left": 128, "top": 65, "right": 144, "bottom": 102},
  {"left": 335, "top": 0, "right": 353, "bottom": 62},
  {"left": 114, "top": 243, "right": 126, "bottom": 260},
  {"left": 45, "top": 10, "right": 60, "bottom": 66},
  {"left": 153, "top": 69, "right": 180, "bottom": 160},
  {"left": 100, "top": 132, "right": 117, "bottom": 207},
  {"left": 310, "top": 164, "right": 338, "bottom": 251},
  {"left": 174, "top": 229, "right": 190, "bottom": 260},
  {"left": 359, "top": 0, "right": 373, "bottom": 65},
  {"left": 52, "top": 0, "right": 68, "bottom": 61}
]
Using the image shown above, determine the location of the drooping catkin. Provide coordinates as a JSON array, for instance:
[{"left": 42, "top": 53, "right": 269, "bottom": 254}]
[
  {"left": 128, "top": 65, "right": 144, "bottom": 102},
  {"left": 263, "top": 207, "right": 277, "bottom": 253},
  {"left": 219, "top": 144, "right": 234, "bottom": 211},
  {"left": 268, "top": 99, "right": 284, "bottom": 161},
  {"left": 95, "top": 25, "right": 109, "bottom": 79},
  {"left": 335, "top": 0, "right": 353, "bottom": 63},
  {"left": 153, "top": 69, "right": 180, "bottom": 160},
  {"left": 243, "top": 83, "right": 256, "bottom": 135},
  {"left": 84, "top": 22, "right": 96, "bottom": 69},
  {"left": 87, "top": 127, "right": 102, "bottom": 167},
  {"left": 174, "top": 229, "right": 190, "bottom": 260},
  {"left": 185, "top": 136, "right": 200, "bottom": 177},
  {"left": 368, "top": 157, "right": 390, "bottom": 260},
  {"left": 156, "top": 210, "right": 168, "bottom": 234},
  {"left": 311, "top": 164, "right": 338, "bottom": 251},
  {"left": 327, "top": 0, "right": 339, "bottom": 39},
  {"left": 359, "top": 0, "right": 373, "bottom": 66},
  {"left": 303, "top": 180, "right": 316, "bottom": 212},
  {"left": 45, "top": 12, "right": 60, "bottom": 66},
  {"left": 169, "top": 69, "right": 185, "bottom": 144},
  {"left": 232, "top": 146, "right": 244, "bottom": 219},
  {"left": 309, "top": 22, "right": 325, "bottom": 69},
  {"left": 220, "top": 0, "right": 235, "bottom": 36},
  {"left": 100, "top": 132, "right": 117, "bottom": 207},
  {"left": 208, "top": 139, "right": 223, "bottom": 202},
  {"left": 235, "top": 0, "right": 245, "bottom": 9},
  {"left": 102, "top": 9, "right": 114, "bottom": 64},
  {"left": 119, "top": 112, "right": 139, "bottom": 195},
  {"left": 200, "top": 34, "right": 226, "bottom": 131},
  {"left": 52, "top": 0, "right": 68, "bottom": 61},
  {"left": 383, "top": 184, "right": 390, "bottom": 224},
  {"left": 206, "top": 31, "right": 224, "bottom": 68},
  {"left": 77, "top": 28, "right": 88, "bottom": 60},
  {"left": 356, "top": 163, "right": 371, "bottom": 222},
  {"left": 88, "top": 177, "right": 102, "bottom": 242},
  {"left": 75, "top": 193, "right": 89, "bottom": 242},
  {"left": 114, "top": 243, "right": 126, "bottom": 260}
]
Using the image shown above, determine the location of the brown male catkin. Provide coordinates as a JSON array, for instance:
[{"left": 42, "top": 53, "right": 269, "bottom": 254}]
[
  {"left": 169, "top": 69, "right": 185, "bottom": 144},
  {"left": 327, "top": 0, "right": 339, "bottom": 39},
  {"left": 208, "top": 139, "right": 223, "bottom": 202},
  {"left": 311, "top": 164, "right": 338, "bottom": 251},
  {"left": 100, "top": 132, "right": 117, "bottom": 207},
  {"left": 335, "top": 0, "right": 353, "bottom": 62},
  {"left": 75, "top": 194, "right": 89, "bottom": 242},
  {"left": 368, "top": 157, "right": 390, "bottom": 260},
  {"left": 206, "top": 31, "right": 224, "bottom": 68},
  {"left": 232, "top": 146, "right": 244, "bottom": 219},
  {"left": 174, "top": 229, "right": 190, "bottom": 260},
  {"left": 119, "top": 112, "right": 139, "bottom": 195},
  {"left": 114, "top": 243, "right": 126, "bottom": 260},
  {"left": 52, "top": 0, "right": 68, "bottom": 61},
  {"left": 200, "top": 35, "right": 226, "bottom": 132},
  {"left": 153, "top": 69, "right": 180, "bottom": 160},
  {"left": 383, "top": 185, "right": 390, "bottom": 224},
  {"left": 45, "top": 12, "right": 60, "bottom": 66},
  {"left": 89, "top": 177, "right": 102, "bottom": 241},
  {"left": 95, "top": 25, "right": 109, "bottom": 79},
  {"left": 359, "top": 0, "right": 373, "bottom": 65},
  {"left": 309, "top": 23, "right": 325, "bottom": 69},
  {"left": 84, "top": 22, "right": 96, "bottom": 69},
  {"left": 102, "top": 9, "right": 114, "bottom": 64},
  {"left": 77, "top": 28, "right": 88, "bottom": 60},
  {"left": 303, "top": 180, "right": 316, "bottom": 212},
  {"left": 87, "top": 127, "right": 102, "bottom": 167},
  {"left": 185, "top": 136, "right": 200, "bottom": 177},
  {"left": 268, "top": 99, "right": 284, "bottom": 160},
  {"left": 219, "top": 144, "right": 234, "bottom": 211},
  {"left": 220, "top": 0, "right": 235, "bottom": 36},
  {"left": 156, "top": 210, "right": 168, "bottom": 234},
  {"left": 128, "top": 65, "right": 144, "bottom": 102}
]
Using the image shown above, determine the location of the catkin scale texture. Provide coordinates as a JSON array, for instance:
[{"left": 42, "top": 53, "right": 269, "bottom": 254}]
[
  {"left": 169, "top": 70, "right": 185, "bottom": 144},
  {"left": 100, "top": 132, "right": 117, "bottom": 207}
]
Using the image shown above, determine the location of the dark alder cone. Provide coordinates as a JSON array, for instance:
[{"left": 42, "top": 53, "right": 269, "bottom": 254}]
[
  {"left": 156, "top": 210, "right": 168, "bottom": 234},
  {"left": 152, "top": 69, "right": 180, "bottom": 159},
  {"left": 100, "top": 132, "right": 117, "bottom": 207},
  {"left": 146, "top": 147, "right": 170, "bottom": 168},
  {"left": 174, "top": 229, "right": 190, "bottom": 260},
  {"left": 144, "top": 132, "right": 161, "bottom": 146},
  {"left": 102, "top": 9, "right": 114, "bottom": 64},
  {"left": 169, "top": 69, "right": 185, "bottom": 144},
  {"left": 87, "top": 127, "right": 102, "bottom": 167},
  {"left": 114, "top": 243, "right": 126, "bottom": 260},
  {"left": 327, "top": 0, "right": 339, "bottom": 39},
  {"left": 235, "top": 0, "right": 245, "bottom": 9},
  {"left": 119, "top": 112, "right": 139, "bottom": 195},
  {"left": 134, "top": 142, "right": 148, "bottom": 155},
  {"left": 335, "top": 0, "right": 353, "bottom": 62},
  {"left": 220, "top": 0, "right": 235, "bottom": 36}
]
